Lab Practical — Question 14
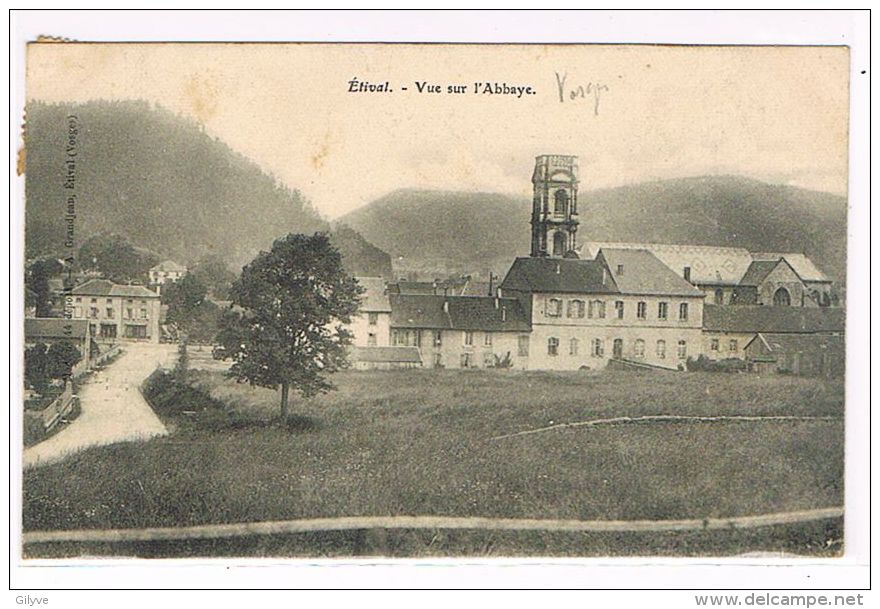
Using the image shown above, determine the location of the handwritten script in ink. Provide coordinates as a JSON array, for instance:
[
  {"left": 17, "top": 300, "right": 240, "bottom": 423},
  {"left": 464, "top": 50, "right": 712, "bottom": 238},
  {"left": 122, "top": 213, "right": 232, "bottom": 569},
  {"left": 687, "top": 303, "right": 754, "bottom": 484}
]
[{"left": 555, "top": 72, "right": 609, "bottom": 116}]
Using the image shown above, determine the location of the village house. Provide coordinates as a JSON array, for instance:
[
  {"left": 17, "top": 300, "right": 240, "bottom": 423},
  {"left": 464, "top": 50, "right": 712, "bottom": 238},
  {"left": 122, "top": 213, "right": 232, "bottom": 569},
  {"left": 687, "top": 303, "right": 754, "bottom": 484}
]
[
  {"left": 350, "top": 277, "right": 392, "bottom": 348},
  {"left": 389, "top": 294, "right": 531, "bottom": 369},
  {"left": 149, "top": 260, "right": 187, "bottom": 285},
  {"left": 70, "top": 279, "right": 161, "bottom": 343},
  {"left": 499, "top": 250, "right": 705, "bottom": 370},
  {"left": 701, "top": 304, "right": 844, "bottom": 374},
  {"left": 24, "top": 317, "right": 93, "bottom": 376},
  {"left": 347, "top": 276, "right": 424, "bottom": 369},
  {"left": 744, "top": 332, "right": 844, "bottom": 378}
]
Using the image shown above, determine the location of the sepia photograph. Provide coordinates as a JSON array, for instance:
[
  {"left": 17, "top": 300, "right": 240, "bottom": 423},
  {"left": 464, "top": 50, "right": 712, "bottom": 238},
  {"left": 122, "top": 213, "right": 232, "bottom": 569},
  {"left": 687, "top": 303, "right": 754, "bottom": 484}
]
[{"left": 8, "top": 9, "right": 870, "bottom": 595}]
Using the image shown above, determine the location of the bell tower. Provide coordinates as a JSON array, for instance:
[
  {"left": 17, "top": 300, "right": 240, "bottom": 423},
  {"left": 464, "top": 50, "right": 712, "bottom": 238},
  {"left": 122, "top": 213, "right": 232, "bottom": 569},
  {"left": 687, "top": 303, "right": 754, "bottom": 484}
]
[{"left": 530, "top": 155, "right": 579, "bottom": 258}]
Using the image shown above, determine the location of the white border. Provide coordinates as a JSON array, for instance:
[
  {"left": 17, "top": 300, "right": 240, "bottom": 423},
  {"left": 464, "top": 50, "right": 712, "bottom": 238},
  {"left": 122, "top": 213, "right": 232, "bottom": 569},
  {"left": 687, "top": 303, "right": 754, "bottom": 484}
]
[{"left": 7, "top": 9, "right": 871, "bottom": 595}]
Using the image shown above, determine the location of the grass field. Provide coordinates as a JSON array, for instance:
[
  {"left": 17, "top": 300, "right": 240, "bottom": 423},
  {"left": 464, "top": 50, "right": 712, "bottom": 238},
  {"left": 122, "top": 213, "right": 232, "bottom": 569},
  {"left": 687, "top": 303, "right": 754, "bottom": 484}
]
[{"left": 22, "top": 368, "right": 844, "bottom": 557}]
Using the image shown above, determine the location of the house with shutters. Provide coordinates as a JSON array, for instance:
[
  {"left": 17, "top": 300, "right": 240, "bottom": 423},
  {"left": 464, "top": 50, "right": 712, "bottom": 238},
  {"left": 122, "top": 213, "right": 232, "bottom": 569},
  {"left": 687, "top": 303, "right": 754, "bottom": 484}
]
[
  {"left": 498, "top": 249, "right": 705, "bottom": 370},
  {"left": 388, "top": 294, "right": 531, "bottom": 369},
  {"left": 70, "top": 279, "right": 161, "bottom": 343}
]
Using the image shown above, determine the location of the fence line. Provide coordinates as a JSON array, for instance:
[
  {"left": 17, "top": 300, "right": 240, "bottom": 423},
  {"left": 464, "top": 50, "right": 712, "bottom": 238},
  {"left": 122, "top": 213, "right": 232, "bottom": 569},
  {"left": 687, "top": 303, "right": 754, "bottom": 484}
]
[
  {"left": 23, "top": 507, "right": 843, "bottom": 545},
  {"left": 490, "top": 414, "right": 843, "bottom": 441}
]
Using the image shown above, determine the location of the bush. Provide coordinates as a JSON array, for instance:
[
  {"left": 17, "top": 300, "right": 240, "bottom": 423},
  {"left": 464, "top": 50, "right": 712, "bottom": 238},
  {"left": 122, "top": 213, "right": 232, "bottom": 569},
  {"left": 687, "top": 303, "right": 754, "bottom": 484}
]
[
  {"left": 23, "top": 414, "right": 45, "bottom": 447},
  {"left": 141, "top": 369, "right": 267, "bottom": 431},
  {"left": 686, "top": 354, "right": 748, "bottom": 373},
  {"left": 493, "top": 352, "right": 513, "bottom": 369}
]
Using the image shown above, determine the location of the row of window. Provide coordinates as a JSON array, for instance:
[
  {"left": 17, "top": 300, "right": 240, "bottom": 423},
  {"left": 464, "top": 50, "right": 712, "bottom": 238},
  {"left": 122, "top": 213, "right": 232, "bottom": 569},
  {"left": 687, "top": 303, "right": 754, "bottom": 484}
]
[
  {"left": 547, "top": 337, "right": 688, "bottom": 360},
  {"left": 91, "top": 323, "right": 149, "bottom": 339},
  {"left": 710, "top": 338, "right": 739, "bottom": 353},
  {"left": 76, "top": 297, "right": 150, "bottom": 305},
  {"left": 546, "top": 298, "right": 690, "bottom": 321},
  {"left": 77, "top": 306, "right": 150, "bottom": 320},
  {"left": 391, "top": 329, "right": 495, "bottom": 348}
]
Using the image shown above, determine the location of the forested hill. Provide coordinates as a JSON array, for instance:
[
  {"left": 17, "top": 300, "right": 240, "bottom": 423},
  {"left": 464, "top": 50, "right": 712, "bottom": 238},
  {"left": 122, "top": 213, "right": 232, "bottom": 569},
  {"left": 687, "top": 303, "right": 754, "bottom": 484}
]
[
  {"left": 23, "top": 100, "right": 390, "bottom": 278},
  {"left": 341, "top": 178, "right": 847, "bottom": 285}
]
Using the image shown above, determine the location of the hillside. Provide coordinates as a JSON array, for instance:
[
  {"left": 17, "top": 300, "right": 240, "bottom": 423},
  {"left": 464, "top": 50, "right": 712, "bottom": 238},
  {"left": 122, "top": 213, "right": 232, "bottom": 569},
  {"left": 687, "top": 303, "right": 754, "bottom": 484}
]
[
  {"left": 340, "top": 178, "right": 848, "bottom": 284},
  {"left": 23, "top": 100, "right": 390, "bottom": 278}
]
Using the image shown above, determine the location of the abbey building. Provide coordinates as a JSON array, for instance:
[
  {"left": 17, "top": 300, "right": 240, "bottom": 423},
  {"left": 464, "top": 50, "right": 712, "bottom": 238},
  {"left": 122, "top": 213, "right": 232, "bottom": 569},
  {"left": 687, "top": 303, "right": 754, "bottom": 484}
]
[{"left": 348, "top": 155, "right": 844, "bottom": 377}]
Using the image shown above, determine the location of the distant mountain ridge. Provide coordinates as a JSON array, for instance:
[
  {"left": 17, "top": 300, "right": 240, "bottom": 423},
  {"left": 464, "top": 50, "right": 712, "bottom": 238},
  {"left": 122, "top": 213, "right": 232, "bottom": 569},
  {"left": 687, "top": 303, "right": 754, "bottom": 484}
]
[
  {"left": 24, "top": 100, "right": 391, "bottom": 278},
  {"left": 340, "top": 177, "right": 847, "bottom": 285}
]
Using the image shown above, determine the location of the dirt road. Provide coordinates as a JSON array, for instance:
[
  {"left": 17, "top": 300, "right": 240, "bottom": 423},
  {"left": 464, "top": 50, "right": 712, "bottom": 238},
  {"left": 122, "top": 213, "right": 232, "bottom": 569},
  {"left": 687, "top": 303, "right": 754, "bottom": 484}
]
[{"left": 23, "top": 342, "right": 176, "bottom": 469}]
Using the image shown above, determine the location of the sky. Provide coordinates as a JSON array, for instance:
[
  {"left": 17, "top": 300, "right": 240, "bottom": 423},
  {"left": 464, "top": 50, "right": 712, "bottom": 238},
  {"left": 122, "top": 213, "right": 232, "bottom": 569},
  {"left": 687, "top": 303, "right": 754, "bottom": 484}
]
[{"left": 26, "top": 43, "right": 850, "bottom": 219}]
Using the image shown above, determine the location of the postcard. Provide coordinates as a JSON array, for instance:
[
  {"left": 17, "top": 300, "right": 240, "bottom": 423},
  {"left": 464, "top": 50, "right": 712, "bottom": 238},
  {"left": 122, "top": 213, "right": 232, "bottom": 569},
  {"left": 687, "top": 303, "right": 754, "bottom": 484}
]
[{"left": 11, "top": 12, "right": 869, "bottom": 594}]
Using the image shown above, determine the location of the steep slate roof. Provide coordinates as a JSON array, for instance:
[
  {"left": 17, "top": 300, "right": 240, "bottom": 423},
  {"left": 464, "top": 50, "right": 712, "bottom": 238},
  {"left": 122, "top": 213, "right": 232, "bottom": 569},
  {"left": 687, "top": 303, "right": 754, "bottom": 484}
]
[
  {"left": 25, "top": 317, "right": 90, "bottom": 339},
  {"left": 751, "top": 253, "right": 830, "bottom": 282},
  {"left": 703, "top": 304, "right": 845, "bottom": 334},
  {"left": 499, "top": 257, "right": 618, "bottom": 295},
  {"left": 390, "top": 294, "right": 531, "bottom": 332},
  {"left": 151, "top": 260, "right": 187, "bottom": 272},
  {"left": 738, "top": 260, "right": 783, "bottom": 287},
  {"left": 350, "top": 346, "right": 422, "bottom": 364},
  {"left": 355, "top": 277, "right": 391, "bottom": 312},
  {"left": 745, "top": 332, "right": 844, "bottom": 355},
  {"left": 583, "top": 241, "right": 753, "bottom": 286},
  {"left": 71, "top": 279, "right": 159, "bottom": 299},
  {"left": 598, "top": 248, "right": 704, "bottom": 297}
]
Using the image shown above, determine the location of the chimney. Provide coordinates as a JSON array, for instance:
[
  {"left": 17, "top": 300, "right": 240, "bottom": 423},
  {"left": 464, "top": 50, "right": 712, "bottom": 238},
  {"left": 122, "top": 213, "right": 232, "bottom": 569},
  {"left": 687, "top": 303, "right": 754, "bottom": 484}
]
[
  {"left": 683, "top": 266, "right": 692, "bottom": 283},
  {"left": 494, "top": 297, "right": 500, "bottom": 309},
  {"left": 443, "top": 300, "right": 449, "bottom": 313},
  {"left": 555, "top": 262, "right": 561, "bottom": 274},
  {"left": 602, "top": 267, "right": 607, "bottom": 284},
  {"left": 617, "top": 264, "right": 624, "bottom": 276},
  {"left": 501, "top": 307, "right": 507, "bottom": 322},
  {"left": 432, "top": 280, "right": 438, "bottom": 295}
]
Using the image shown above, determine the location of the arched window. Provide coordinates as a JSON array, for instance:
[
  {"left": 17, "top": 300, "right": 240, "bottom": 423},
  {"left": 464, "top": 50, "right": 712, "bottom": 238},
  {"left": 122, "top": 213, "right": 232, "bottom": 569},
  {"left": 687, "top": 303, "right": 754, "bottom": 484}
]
[
  {"left": 612, "top": 338, "right": 622, "bottom": 358},
  {"left": 679, "top": 302, "right": 689, "bottom": 320},
  {"left": 656, "top": 339, "right": 666, "bottom": 359},
  {"left": 569, "top": 338, "right": 579, "bottom": 355},
  {"left": 592, "top": 338, "right": 605, "bottom": 357},
  {"left": 554, "top": 189, "right": 569, "bottom": 215},
  {"left": 547, "top": 337, "right": 559, "bottom": 356},
  {"left": 715, "top": 288, "right": 724, "bottom": 305},
  {"left": 773, "top": 287, "right": 791, "bottom": 306},
  {"left": 547, "top": 298, "right": 562, "bottom": 317},
  {"left": 552, "top": 232, "right": 566, "bottom": 256}
]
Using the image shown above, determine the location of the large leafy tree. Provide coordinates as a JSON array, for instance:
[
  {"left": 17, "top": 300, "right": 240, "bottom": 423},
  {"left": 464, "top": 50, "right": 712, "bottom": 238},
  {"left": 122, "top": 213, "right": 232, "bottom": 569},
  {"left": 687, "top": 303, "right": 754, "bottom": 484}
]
[
  {"left": 191, "top": 254, "right": 237, "bottom": 299},
  {"left": 213, "top": 233, "right": 363, "bottom": 418},
  {"left": 24, "top": 343, "right": 50, "bottom": 394},
  {"left": 26, "top": 258, "right": 63, "bottom": 317},
  {"left": 163, "top": 274, "right": 222, "bottom": 344},
  {"left": 46, "top": 343, "right": 82, "bottom": 380},
  {"left": 78, "top": 234, "right": 158, "bottom": 283}
]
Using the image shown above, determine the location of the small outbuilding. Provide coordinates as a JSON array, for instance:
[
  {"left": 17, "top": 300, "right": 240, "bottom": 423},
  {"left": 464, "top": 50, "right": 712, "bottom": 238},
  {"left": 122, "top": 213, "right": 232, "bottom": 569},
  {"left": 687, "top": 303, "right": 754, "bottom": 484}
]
[{"left": 744, "top": 332, "right": 844, "bottom": 378}]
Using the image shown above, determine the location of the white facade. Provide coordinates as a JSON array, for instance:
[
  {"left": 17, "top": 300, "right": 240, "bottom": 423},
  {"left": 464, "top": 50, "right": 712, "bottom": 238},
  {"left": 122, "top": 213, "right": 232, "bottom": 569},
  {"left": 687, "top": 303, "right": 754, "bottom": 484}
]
[
  {"left": 350, "top": 309, "right": 391, "bottom": 348},
  {"left": 527, "top": 292, "right": 704, "bottom": 370}
]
